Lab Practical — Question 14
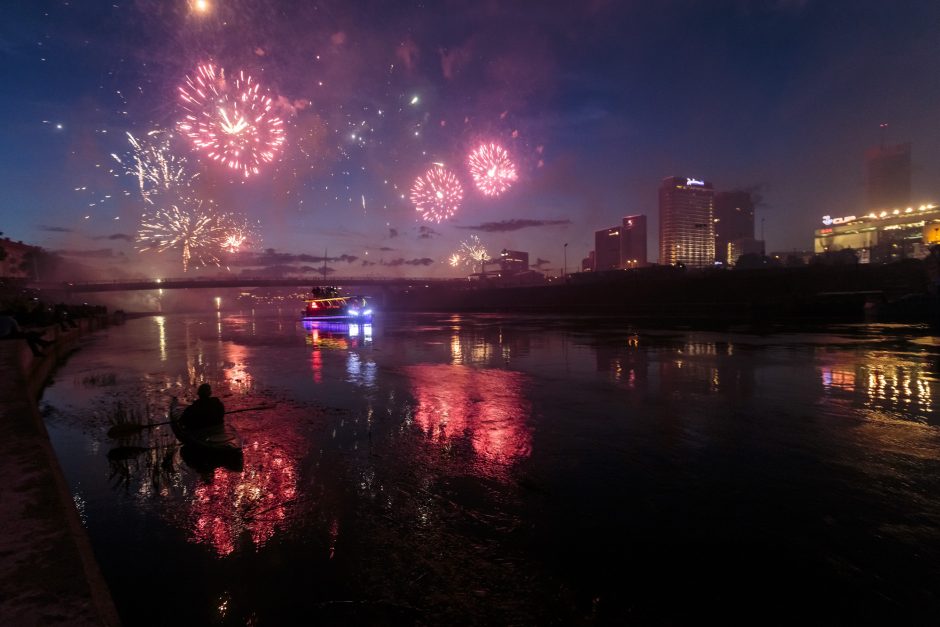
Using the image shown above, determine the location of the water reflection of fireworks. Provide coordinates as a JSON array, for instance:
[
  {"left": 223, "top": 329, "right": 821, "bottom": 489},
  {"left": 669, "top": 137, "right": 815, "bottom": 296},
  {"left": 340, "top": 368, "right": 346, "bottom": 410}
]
[
  {"left": 406, "top": 364, "right": 532, "bottom": 471},
  {"left": 189, "top": 440, "right": 299, "bottom": 556}
]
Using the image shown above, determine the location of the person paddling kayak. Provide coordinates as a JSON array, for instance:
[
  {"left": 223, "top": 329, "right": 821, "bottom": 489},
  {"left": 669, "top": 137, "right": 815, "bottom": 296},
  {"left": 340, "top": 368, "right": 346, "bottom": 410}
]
[{"left": 181, "top": 383, "right": 225, "bottom": 430}]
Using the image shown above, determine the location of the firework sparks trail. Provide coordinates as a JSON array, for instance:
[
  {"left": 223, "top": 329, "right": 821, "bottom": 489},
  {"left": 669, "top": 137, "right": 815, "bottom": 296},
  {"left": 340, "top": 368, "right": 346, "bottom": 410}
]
[
  {"left": 410, "top": 165, "right": 464, "bottom": 223},
  {"left": 178, "top": 63, "right": 286, "bottom": 177},
  {"left": 220, "top": 216, "right": 261, "bottom": 253},
  {"left": 221, "top": 232, "right": 247, "bottom": 253},
  {"left": 136, "top": 199, "right": 228, "bottom": 272},
  {"left": 468, "top": 143, "right": 518, "bottom": 196},
  {"left": 453, "top": 235, "right": 489, "bottom": 272},
  {"left": 113, "top": 130, "right": 196, "bottom": 204}
]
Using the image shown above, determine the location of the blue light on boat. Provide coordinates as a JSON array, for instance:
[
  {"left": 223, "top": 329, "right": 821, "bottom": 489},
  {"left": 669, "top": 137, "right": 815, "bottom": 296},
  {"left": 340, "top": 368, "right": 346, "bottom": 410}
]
[
  {"left": 349, "top": 309, "right": 360, "bottom": 316},
  {"left": 364, "top": 309, "right": 373, "bottom": 315}
]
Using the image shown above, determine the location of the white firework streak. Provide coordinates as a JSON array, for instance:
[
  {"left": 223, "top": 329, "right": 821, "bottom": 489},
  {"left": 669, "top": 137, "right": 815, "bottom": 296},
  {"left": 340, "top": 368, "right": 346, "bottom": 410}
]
[
  {"left": 113, "top": 130, "right": 197, "bottom": 204},
  {"left": 220, "top": 215, "right": 261, "bottom": 253},
  {"left": 455, "top": 235, "right": 488, "bottom": 270},
  {"left": 136, "top": 199, "right": 227, "bottom": 272}
]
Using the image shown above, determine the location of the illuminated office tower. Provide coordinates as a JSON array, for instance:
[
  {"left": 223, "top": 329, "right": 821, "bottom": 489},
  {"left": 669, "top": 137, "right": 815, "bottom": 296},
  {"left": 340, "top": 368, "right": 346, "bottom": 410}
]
[
  {"left": 659, "top": 176, "right": 715, "bottom": 268},
  {"left": 714, "top": 191, "right": 755, "bottom": 264},
  {"left": 594, "top": 226, "right": 622, "bottom": 271},
  {"left": 865, "top": 142, "right": 911, "bottom": 212},
  {"left": 620, "top": 214, "right": 647, "bottom": 268}
]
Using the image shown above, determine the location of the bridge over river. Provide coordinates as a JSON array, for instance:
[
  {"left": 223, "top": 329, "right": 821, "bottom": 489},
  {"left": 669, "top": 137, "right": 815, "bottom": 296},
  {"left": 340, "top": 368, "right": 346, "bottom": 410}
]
[{"left": 39, "top": 276, "right": 463, "bottom": 293}]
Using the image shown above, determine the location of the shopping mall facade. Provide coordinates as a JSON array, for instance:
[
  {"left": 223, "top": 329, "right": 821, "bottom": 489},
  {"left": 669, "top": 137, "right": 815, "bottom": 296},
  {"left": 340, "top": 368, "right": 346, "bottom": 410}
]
[{"left": 814, "top": 203, "right": 940, "bottom": 263}]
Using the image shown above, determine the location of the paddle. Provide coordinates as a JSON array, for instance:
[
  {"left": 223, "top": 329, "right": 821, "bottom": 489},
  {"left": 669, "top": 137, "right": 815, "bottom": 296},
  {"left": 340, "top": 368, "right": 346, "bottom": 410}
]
[{"left": 106, "top": 404, "right": 275, "bottom": 438}]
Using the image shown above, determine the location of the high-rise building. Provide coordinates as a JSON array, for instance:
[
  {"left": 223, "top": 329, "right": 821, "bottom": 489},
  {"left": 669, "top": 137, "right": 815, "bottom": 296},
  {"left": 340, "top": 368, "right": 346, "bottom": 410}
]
[
  {"left": 865, "top": 143, "right": 911, "bottom": 211},
  {"left": 620, "top": 215, "right": 647, "bottom": 268},
  {"left": 659, "top": 176, "right": 715, "bottom": 268},
  {"left": 713, "top": 191, "right": 755, "bottom": 264},
  {"left": 594, "top": 226, "right": 622, "bottom": 271},
  {"left": 498, "top": 249, "right": 529, "bottom": 274},
  {"left": 582, "top": 251, "right": 595, "bottom": 272}
]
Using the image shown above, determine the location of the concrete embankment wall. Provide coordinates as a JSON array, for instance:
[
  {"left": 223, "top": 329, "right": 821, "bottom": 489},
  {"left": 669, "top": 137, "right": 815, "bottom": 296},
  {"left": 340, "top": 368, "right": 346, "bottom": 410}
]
[{"left": 0, "top": 317, "right": 121, "bottom": 626}]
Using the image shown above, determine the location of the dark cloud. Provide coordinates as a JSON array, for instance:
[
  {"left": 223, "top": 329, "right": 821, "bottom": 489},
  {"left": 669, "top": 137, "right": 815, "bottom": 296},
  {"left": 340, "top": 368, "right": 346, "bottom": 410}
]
[
  {"left": 418, "top": 226, "right": 439, "bottom": 239},
  {"left": 38, "top": 225, "right": 73, "bottom": 233},
  {"left": 530, "top": 258, "right": 551, "bottom": 269},
  {"left": 388, "top": 228, "right": 399, "bottom": 239},
  {"left": 725, "top": 184, "right": 769, "bottom": 209},
  {"left": 239, "top": 265, "right": 336, "bottom": 277},
  {"left": 93, "top": 233, "right": 133, "bottom": 241},
  {"left": 56, "top": 248, "right": 119, "bottom": 258},
  {"left": 361, "top": 260, "right": 377, "bottom": 267},
  {"left": 458, "top": 219, "right": 572, "bottom": 232},
  {"left": 228, "top": 249, "right": 358, "bottom": 267},
  {"left": 381, "top": 257, "right": 434, "bottom": 267},
  {"left": 379, "top": 246, "right": 395, "bottom": 251}
]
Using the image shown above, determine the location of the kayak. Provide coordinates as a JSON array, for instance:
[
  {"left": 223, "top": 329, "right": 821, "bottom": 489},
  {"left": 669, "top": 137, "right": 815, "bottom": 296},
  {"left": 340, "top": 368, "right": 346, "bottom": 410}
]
[{"left": 169, "top": 398, "right": 243, "bottom": 463}]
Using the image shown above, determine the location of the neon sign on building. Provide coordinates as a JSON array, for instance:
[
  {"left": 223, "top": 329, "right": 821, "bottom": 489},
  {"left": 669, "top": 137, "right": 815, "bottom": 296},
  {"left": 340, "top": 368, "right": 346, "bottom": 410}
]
[
  {"left": 686, "top": 178, "right": 705, "bottom": 186},
  {"left": 821, "top": 215, "right": 857, "bottom": 226},
  {"left": 821, "top": 204, "right": 939, "bottom": 226}
]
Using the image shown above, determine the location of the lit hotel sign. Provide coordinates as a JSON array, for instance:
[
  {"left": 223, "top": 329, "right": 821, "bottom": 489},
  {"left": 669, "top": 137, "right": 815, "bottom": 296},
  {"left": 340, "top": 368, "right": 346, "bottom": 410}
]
[
  {"left": 821, "top": 215, "right": 856, "bottom": 226},
  {"left": 686, "top": 178, "right": 705, "bottom": 186}
]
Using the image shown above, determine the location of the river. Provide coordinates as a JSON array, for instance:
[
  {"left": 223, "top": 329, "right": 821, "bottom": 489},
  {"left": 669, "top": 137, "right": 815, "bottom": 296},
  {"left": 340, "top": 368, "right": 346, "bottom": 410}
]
[{"left": 40, "top": 311, "right": 940, "bottom": 625}]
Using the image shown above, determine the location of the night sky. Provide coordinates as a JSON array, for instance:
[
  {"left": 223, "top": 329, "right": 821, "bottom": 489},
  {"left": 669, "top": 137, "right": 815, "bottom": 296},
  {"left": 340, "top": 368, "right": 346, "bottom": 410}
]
[{"left": 2, "top": 0, "right": 939, "bottom": 278}]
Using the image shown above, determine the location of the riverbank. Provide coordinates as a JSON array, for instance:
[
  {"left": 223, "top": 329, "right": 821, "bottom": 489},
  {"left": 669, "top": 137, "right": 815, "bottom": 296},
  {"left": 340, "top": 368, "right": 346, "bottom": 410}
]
[
  {"left": 387, "top": 261, "right": 936, "bottom": 324},
  {"left": 0, "top": 317, "right": 121, "bottom": 626}
]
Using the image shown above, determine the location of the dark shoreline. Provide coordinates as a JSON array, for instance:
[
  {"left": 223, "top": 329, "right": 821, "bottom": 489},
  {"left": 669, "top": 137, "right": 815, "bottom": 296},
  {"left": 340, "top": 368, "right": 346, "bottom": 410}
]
[
  {"left": 382, "top": 261, "right": 938, "bottom": 326},
  {"left": 0, "top": 317, "right": 121, "bottom": 626}
]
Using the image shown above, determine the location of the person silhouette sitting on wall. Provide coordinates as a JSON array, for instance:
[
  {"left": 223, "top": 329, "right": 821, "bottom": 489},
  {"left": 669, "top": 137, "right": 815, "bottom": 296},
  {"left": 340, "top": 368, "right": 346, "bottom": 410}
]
[
  {"left": 180, "top": 383, "right": 225, "bottom": 430},
  {"left": 0, "top": 312, "right": 53, "bottom": 357}
]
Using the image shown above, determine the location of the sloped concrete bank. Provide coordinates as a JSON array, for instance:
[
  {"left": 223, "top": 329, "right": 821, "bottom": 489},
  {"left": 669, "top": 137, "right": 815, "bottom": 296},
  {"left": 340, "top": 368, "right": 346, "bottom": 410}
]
[{"left": 0, "top": 318, "right": 121, "bottom": 626}]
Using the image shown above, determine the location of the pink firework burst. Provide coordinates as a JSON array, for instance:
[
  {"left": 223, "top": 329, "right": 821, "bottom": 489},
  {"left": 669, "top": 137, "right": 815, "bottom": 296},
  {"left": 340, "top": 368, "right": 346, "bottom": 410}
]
[
  {"left": 410, "top": 165, "right": 464, "bottom": 223},
  {"left": 178, "top": 63, "right": 286, "bottom": 177},
  {"left": 468, "top": 143, "right": 517, "bottom": 196}
]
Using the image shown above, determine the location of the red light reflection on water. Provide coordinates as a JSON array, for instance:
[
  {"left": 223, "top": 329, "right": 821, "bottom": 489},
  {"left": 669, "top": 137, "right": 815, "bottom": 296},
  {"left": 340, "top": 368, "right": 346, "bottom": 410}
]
[
  {"left": 188, "top": 441, "right": 299, "bottom": 556},
  {"left": 406, "top": 364, "right": 532, "bottom": 466},
  {"left": 821, "top": 367, "right": 856, "bottom": 391},
  {"left": 311, "top": 349, "right": 323, "bottom": 384},
  {"left": 223, "top": 341, "right": 253, "bottom": 394}
]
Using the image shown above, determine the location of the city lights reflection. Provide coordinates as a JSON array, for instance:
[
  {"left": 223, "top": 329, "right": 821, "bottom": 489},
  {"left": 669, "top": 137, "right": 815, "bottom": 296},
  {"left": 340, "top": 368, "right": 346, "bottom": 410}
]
[
  {"left": 820, "top": 351, "right": 934, "bottom": 422},
  {"left": 223, "top": 342, "right": 253, "bottom": 394},
  {"left": 155, "top": 315, "right": 167, "bottom": 362},
  {"left": 346, "top": 352, "right": 377, "bottom": 388}
]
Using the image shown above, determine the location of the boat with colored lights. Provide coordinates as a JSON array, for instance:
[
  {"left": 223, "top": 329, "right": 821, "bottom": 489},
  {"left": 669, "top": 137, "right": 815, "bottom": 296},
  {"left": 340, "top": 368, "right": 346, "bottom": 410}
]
[{"left": 301, "top": 287, "right": 374, "bottom": 322}]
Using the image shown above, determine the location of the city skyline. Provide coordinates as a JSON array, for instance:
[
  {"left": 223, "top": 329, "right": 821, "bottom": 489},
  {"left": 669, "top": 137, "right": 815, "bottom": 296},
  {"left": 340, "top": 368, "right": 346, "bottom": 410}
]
[{"left": 2, "top": 1, "right": 939, "bottom": 277}]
